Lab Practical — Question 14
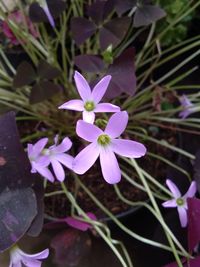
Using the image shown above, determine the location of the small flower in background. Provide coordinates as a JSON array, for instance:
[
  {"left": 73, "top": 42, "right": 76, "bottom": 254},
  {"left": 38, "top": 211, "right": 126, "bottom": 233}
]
[
  {"left": 42, "top": 135, "right": 74, "bottom": 182},
  {"left": 28, "top": 136, "right": 73, "bottom": 182},
  {"left": 64, "top": 212, "right": 97, "bottom": 231},
  {"left": 73, "top": 111, "right": 147, "bottom": 184},
  {"left": 59, "top": 71, "right": 120, "bottom": 124},
  {"left": 9, "top": 245, "right": 49, "bottom": 267},
  {"left": 179, "top": 94, "right": 195, "bottom": 119},
  {"left": 162, "top": 179, "right": 197, "bottom": 227},
  {"left": 2, "top": 10, "right": 38, "bottom": 45},
  {"left": 28, "top": 137, "right": 54, "bottom": 182}
]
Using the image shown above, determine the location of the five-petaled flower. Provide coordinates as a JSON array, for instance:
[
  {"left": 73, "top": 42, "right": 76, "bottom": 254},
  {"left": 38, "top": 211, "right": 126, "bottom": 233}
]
[
  {"left": 179, "top": 94, "right": 195, "bottom": 119},
  {"left": 162, "top": 179, "right": 197, "bottom": 227},
  {"left": 59, "top": 71, "right": 120, "bottom": 124},
  {"left": 27, "top": 136, "right": 73, "bottom": 182},
  {"left": 73, "top": 111, "right": 147, "bottom": 184},
  {"left": 9, "top": 245, "right": 49, "bottom": 267}
]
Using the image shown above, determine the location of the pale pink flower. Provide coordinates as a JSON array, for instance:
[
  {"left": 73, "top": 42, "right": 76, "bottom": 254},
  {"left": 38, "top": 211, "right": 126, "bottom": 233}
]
[{"left": 59, "top": 71, "right": 120, "bottom": 124}]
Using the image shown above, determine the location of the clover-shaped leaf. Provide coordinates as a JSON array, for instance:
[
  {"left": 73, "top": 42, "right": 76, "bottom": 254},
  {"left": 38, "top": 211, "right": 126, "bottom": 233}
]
[
  {"left": 71, "top": 2, "right": 130, "bottom": 50},
  {"left": 13, "top": 60, "right": 61, "bottom": 104},
  {"left": 99, "top": 17, "right": 131, "bottom": 50},
  {"left": 115, "top": 0, "right": 166, "bottom": 27},
  {"left": 0, "top": 112, "right": 39, "bottom": 252},
  {"left": 70, "top": 17, "right": 97, "bottom": 46},
  {"left": 74, "top": 55, "right": 105, "bottom": 73},
  {"left": 105, "top": 47, "right": 136, "bottom": 99},
  {"left": 87, "top": 0, "right": 115, "bottom": 25}
]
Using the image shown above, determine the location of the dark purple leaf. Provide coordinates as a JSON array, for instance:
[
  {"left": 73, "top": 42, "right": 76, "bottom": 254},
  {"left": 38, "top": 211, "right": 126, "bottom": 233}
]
[
  {"left": 0, "top": 112, "right": 38, "bottom": 252},
  {"left": 99, "top": 17, "right": 131, "bottom": 50},
  {"left": 88, "top": 0, "right": 115, "bottom": 24},
  {"left": 105, "top": 47, "right": 136, "bottom": 99},
  {"left": 114, "top": 0, "right": 136, "bottom": 15},
  {"left": 27, "top": 177, "right": 44, "bottom": 237},
  {"left": 30, "top": 81, "right": 61, "bottom": 104},
  {"left": 164, "top": 256, "right": 200, "bottom": 267},
  {"left": 188, "top": 198, "right": 200, "bottom": 252},
  {"left": 37, "top": 60, "right": 61, "bottom": 80},
  {"left": 51, "top": 229, "right": 91, "bottom": 266},
  {"left": 75, "top": 55, "right": 105, "bottom": 73},
  {"left": 29, "top": 3, "right": 48, "bottom": 23},
  {"left": 13, "top": 61, "right": 36, "bottom": 88},
  {"left": 134, "top": 5, "right": 166, "bottom": 27},
  {"left": 71, "top": 17, "right": 97, "bottom": 46},
  {"left": 46, "top": 0, "right": 66, "bottom": 18},
  {"left": 29, "top": 0, "right": 66, "bottom": 23},
  {"left": 194, "top": 150, "right": 200, "bottom": 194}
]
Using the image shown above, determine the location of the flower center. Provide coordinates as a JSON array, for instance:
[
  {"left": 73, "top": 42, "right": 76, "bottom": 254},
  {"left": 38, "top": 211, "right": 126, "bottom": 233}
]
[
  {"left": 176, "top": 197, "right": 185, "bottom": 206},
  {"left": 97, "top": 134, "right": 110, "bottom": 146},
  {"left": 42, "top": 148, "right": 50, "bottom": 156},
  {"left": 84, "top": 101, "right": 95, "bottom": 112}
]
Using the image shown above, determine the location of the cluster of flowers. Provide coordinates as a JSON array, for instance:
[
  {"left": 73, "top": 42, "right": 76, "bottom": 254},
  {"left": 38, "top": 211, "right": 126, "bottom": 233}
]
[{"left": 28, "top": 71, "right": 147, "bottom": 184}]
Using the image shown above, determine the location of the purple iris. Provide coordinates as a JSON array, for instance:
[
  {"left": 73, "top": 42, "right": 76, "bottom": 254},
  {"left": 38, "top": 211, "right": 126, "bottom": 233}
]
[
  {"left": 59, "top": 71, "right": 120, "bottom": 124},
  {"left": 162, "top": 179, "right": 197, "bottom": 227},
  {"left": 27, "top": 135, "right": 73, "bottom": 182},
  {"left": 179, "top": 94, "right": 195, "bottom": 119},
  {"left": 73, "top": 111, "right": 147, "bottom": 184},
  {"left": 9, "top": 245, "right": 49, "bottom": 267}
]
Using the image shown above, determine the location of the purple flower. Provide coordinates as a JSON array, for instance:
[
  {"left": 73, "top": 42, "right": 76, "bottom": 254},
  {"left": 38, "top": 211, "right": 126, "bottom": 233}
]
[
  {"left": 162, "top": 179, "right": 197, "bottom": 227},
  {"left": 73, "top": 111, "right": 147, "bottom": 184},
  {"left": 64, "top": 212, "right": 97, "bottom": 231},
  {"left": 28, "top": 137, "right": 55, "bottom": 182},
  {"left": 9, "top": 245, "right": 49, "bottom": 267},
  {"left": 41, "top": 1, "right": 55, "bottom": 28},
  {"left": 179, "top": 94, "right": 195, "bottom": 119},
  {"left": 43, "top": 135, "right": 73, "bottom": 182},
  {"left": 59, "top": 71, "right": 120, "bottom": 124},
  {"left": 28, "top": 136, "right": 73, "bottom": 182}
]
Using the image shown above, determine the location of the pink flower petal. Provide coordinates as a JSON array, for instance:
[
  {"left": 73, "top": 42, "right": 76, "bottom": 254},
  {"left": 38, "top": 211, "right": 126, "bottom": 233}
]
[
  {"left": 31, "top": 138, "right": 48, "bottom": 157},
  {"left": 64, "top": 213, "right": 96, "bottom": 231},
  {"left": 73, "top": 142, "right": 100, "bottom": 174},
  {"left": 82, "top": 110, "right": 95, "bottom": 123},
  {"left": 21, "top": 258, "right": 41, "bottom": 267},
  {"left": 58, "top": 99, "right": 84, "bottom": 111},
  {"left": 33, "top": 163, "right": 54, "bottom": 182},
  {"left": 91, "top": 75, "right": 111, "bottom": 104},
  {"left": 162, "top": 199, "right": 177, "bottom": 208},
  {"left": 177, "top": 207, "right": 188, "bottom": 227},
  {"left": 55, "top": 154, "right": 74, "bottom": 170},
  {"left": 74, "top": 71, "right": 91, "bottom": 101},
  {"left": 166, "top": 179, "right": 181, "bottom": 198},
  {"left": 53, "top": 137, "right": 72, "bottom": 153},
  {"left": 99, "top": 148, "right": 121, "bottom": 184},
  {"left": 42, "top": 5, "right": 55, "bottom": 28},
  {"left": 105, "top": 111, "right": 128, "bottom": 138},
  {"left": 51, "top": 159, "right": 65, "bottom": 182},
  {"left": 20, "top": 248, "right": 49, "bottom": 259},
  {"left": 111, "top": 139, "right": 146, "bottom": 158},
  {"left": 95, "top": 103, "right": 120, "bottom": 113},
  {"left": 184, "top": 181, "right": 197, "bottom": 199},
  {"left": 76, "top": 120, "right": 103, "bottom": 142}
]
